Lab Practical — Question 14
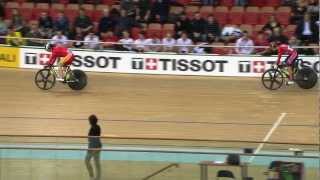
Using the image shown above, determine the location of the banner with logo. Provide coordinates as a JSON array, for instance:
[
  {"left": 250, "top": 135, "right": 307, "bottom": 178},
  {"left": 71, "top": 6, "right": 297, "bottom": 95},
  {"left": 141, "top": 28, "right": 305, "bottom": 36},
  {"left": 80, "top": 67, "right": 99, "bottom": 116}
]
[
  {"left": 0, "top": 46, "right": 19, "bottom": 68},
  {"left": 20, "top": 48, "right": 320, "bottom": 77}
]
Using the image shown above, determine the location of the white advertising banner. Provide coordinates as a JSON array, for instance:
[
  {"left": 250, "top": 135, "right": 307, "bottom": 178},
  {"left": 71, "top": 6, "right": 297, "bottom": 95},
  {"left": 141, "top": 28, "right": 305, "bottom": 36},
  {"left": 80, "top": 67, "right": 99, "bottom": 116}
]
[{"left": 20, "top": 48, "right": 320, "bottom": 77}]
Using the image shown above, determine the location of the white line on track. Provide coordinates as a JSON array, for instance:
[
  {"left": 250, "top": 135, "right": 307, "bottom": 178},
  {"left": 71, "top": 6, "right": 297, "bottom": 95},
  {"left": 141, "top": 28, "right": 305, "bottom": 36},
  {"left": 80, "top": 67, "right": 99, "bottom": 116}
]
[{"left": 248, "top": 112, "right": 287, "bottom": 163}]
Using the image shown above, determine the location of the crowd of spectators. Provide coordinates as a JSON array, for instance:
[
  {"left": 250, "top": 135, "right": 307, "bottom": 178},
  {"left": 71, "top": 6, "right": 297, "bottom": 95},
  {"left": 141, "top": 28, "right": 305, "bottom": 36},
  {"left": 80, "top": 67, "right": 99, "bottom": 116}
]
[{"left": 0, "top": 0, "right": 319, "bottom": 55}]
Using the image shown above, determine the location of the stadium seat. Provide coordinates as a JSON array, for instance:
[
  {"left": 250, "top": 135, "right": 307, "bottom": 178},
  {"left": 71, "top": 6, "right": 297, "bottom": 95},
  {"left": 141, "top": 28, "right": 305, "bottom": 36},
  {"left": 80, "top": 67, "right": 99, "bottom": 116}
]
[
  {"left": 275, "top": 7, "right": 291, "bottom": 25},
  {"left": 111, "top": 5, "right": 120, "bottom": 11},
  {"left": 176, "top": 0, "right": 192, "bottom": 6},
  {"left": 213, "top": 6, "right": 229, "bottom": 25},
  {"left": 58, "top": 0, "right": 69, "bottom": 4},
  {"left": 259, "top": 7, "right": 275, "bottom": 25},
  {"left": 185, "top": 6, "right": 200, "bottom": 19},
  {"left": 169, "top": 6, "right": 184, "bottom": 15},
  {"left": 35, "top": 3, "right": 50, "bottom": 10},
  {"left": 249, "top": 0, "right": 266, "bottom": 7},
  {"left": 64, "top": 10, "right": 79, "bottom": 23},
  {"left": 147, "top": 23, "right": 162, "bottom": 38},
  {"left": 81, "top": 4, "right": 94, "bottom": 11},
  {"left": 131, "top": 27, "right": 141, "bottom": 39},
  {"left": 253, "top": 24, "right": 264, "bottom": 35},
  {"left": 200, "top": 6, "right": 213, "bottom": 18},
  {"left": 96, "top": 4, "right": 109, "bottom": 11},
  {"left": 266, "top": 0, "right": 281, "bottom": 7},
  {"left": 240, "top": 24, "right": 253, "bottom": 35},
  {"left": 92, "top": 10, "right": 103, "bottom": 22},
  {"left": 162, "top": 23, "right": 175, "bottom": 36},
  {"left": 21, "top": 2, "right": 34, "bottom": 9},
  {"left": 51, "top": 3, "right": 65, "bottom": 10},
  {"left": 6, "top": 2, "right": 19, "bottom": 9},
  {"left": 211, "top": 42, "right": 228, "bottom": 55},
  {"left": 66, "top": 4, "right": 80, "bottom": 10},
  {"left": 220, "top": 0, "right": 234, "bottom": 7},
  {"left": 228, "top": 6, "right": 244, "bottom": 25},
  {"left": 283, "top": 25, "right": 297, "bottom": 37},
  {"left": 243, "top": 6, "right": 259, "bottom": 25},
  {"left": 101, "top": 0, "right": 115, "bottom": 5}
]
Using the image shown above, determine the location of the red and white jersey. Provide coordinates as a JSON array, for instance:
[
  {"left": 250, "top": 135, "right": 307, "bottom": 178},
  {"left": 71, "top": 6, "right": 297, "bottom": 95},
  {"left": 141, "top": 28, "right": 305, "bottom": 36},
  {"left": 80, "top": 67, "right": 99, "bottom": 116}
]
[
  {"left": 47, "top": 45, "right": 73, "bottom": 65},
  {"left": 276, "top": 44, "right": 298, "bottom": 65}
]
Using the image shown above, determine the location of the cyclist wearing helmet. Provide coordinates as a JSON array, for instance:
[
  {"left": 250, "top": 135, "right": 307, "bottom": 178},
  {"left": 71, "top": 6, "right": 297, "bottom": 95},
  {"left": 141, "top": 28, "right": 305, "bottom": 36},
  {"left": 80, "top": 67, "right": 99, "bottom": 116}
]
[
  {"left": 45, "top": 43, "right": 74, "bottom": 81},
  {"left": 276, "top": 44, "right": 299, "bottom": 85}
]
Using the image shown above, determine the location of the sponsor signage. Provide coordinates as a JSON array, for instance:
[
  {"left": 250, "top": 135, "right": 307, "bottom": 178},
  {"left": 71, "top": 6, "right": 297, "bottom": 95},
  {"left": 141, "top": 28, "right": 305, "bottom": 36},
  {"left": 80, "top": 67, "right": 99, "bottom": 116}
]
[
  {"left": 0, "top": 46, "right": 19, "bottom": 68},
  {"left": 20, "top": 48, "right": 320, "bottom": 77}
]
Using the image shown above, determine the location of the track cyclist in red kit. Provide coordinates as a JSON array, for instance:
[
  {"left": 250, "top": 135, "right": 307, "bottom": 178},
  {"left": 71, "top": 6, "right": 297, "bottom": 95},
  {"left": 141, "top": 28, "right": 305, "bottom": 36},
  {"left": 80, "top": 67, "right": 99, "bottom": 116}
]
[
  {"left": 44, "top": 43, "right": 75, "bottom": 82},
  {"left": 276, "top": 44, "right": 299, "bottom": 85}
]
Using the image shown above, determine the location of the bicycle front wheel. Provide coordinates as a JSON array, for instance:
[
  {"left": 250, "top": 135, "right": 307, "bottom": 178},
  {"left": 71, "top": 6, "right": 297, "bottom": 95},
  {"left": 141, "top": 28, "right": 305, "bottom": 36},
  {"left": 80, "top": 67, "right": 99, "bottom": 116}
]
[{"left": 261, "top": 69, "right": 284, "bottom": 90}]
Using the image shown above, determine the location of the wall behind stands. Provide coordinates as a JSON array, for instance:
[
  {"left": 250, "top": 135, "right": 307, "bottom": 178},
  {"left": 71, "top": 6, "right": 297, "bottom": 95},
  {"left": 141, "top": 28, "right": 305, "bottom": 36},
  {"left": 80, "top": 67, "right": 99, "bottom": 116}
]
[{"left": 1, "top": 47, "right": 319, "bottom": 77}]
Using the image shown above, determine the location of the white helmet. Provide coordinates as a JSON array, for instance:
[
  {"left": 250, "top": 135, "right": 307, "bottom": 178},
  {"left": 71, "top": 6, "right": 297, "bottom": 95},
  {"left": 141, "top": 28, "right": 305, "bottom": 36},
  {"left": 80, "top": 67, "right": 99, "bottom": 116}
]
[{"left": 45, "top": 42, "right": 54, "bottom": 52}]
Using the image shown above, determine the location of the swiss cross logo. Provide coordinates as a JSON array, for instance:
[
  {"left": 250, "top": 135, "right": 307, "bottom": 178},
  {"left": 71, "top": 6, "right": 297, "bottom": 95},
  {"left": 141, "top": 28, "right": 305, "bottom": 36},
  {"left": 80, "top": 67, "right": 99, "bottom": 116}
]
[
  {"left": 145, "top": 58, "right": 158, "bottom": 70},
  {"left": 253, "top": 61, "right": 265, "bottom": 73},
  {"left": 39, "top": 53, "right": 51, "bottom": 65}
]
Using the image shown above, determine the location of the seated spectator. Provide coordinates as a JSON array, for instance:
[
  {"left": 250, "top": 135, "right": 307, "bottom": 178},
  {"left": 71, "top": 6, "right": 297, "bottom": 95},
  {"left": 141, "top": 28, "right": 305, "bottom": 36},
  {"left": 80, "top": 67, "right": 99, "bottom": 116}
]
[
  {"left": 254, "top": 32, "right": 269, "bottom": 53},
  {"left": 74, "top": 8, "right": 93, "bottom": 35},
  {"left": 38, "top": 12, "right": 53, "bottom": 30},
  {"left": 262, "top": 15, "right": 281, "bottom": 34},
  {"left": 150, "top": 0, "right": 170, "bottom": 23},
  {"left": 175, "top": 14, "right": 191, "bottom": 36},
  {"left": 51, "top": 30, "right": 69, "bottom": 47},
  {"left": 189, "top": 13, "right": 206, "bottom": 42},
  {"left": 235, "top": 30, "right": 254, "bottom": 55},
  {"left": 100, "top": 30, "right": 118, "bottom": 49},
  {"left": 72, "top": 29, "right": 85, "bottom": 48},
  {"left": 161, "top": 33, "right": 176, "bottom": 52},
  {"left": 98, "top": 9, "right": 115, "bottom": 33},
  {"left": 204, "top": 16, "right": 220, "bottom": 43},
  {"left": 176, "top": 32, "right": 193, "bottom": 53},
  {"left": 167, "top": 6, "right": 183, "bottom": 24},
  {"left": 6, "top": 26, "right": 25, "bottom": 46},
  {"left": 235, "top": 0, "right": 247, "bottom": 6},
  {"left": 135, "top": 0, "right": 151, "bottom": 23},
  {"left": 11, "top": 8, "right": 26, "bottom": 33},
  {"left": 257, "top": 41, "right": 278, "bottom": 56},
  {"left": 115, "top": 10, "right": 136, "bottom": 36},
  {"left": 133, "top": 32, "right": 149, "bottom": 52},
  {"left": 288, "top": 36, "right": 300, "bottom": 47},
  {"left": 0, "top": 16, "right": 7, "bottom": 35},
  {"left": 290, "top": 0, "right": 307, "bottom": 24},
  {"left": 146, "top": 35, "right": 161, "bottom": 52},
  {"left": 25, "top": 23, "right": 43, "bottom": 46},
  {"left": 117, "top": 31, "right": 134, "bottom": 51},
  {"left": 295, "top": 13, "right": 318, "bottom": 43},
  {"left": 192, "top": 41, "right": 207, "bottom": 54},
  {"left": 307, "top": 0, "right": 319, "bottom": 22},
  {"left": 120, "top": 0, "right": 136, "bottom": 18},
  {"left": 268, "top": 27, "right": 288, "bottom": 44},
  {"left": 53, "top": 11, "right": 69, "bottom": 35},
  {"left": 221, "top": 25, "right": 242, "bottom": 43},
  {"left": 84, "top": 31, "right": 100, "bottom": 49}
]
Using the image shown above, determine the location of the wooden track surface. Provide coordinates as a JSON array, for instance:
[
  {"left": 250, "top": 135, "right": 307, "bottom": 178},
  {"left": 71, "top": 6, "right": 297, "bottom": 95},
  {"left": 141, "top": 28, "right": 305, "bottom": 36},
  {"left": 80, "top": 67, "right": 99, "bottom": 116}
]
[{"left": 0, "top": 68, "right": 318, "bottom": 145}]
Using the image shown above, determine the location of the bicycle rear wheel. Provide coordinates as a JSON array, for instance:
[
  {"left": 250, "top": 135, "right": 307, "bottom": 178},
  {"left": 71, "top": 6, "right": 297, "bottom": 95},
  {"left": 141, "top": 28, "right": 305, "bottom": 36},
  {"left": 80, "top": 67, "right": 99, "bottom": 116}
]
[
  {"left": 261, "top": 69, "right": 284, "bottom": 90},
  {"left": 295, "top": 67, "right": 318, "bottom": 89},
  {"left": 34, "top": 69, "right": 56, "bottom": 90},
  {"left": 67, "top": 69, "right": 87, "bottom": 90}
]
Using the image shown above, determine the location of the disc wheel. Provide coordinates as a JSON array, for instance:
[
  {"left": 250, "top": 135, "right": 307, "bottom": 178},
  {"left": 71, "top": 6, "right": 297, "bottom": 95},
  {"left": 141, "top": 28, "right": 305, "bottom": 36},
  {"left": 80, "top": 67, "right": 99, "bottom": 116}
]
[
  {"left": 295, "top": 67, "right": 318, "bottom": 89},
  {"left": 261, "top": 69, "right": 284, "bottom": 90},
  {"left": 67, "top": 69, "right": 87, "bottom": 90},
  {"left": 34, "top": 69, "right": 56, "bottom": 90}
]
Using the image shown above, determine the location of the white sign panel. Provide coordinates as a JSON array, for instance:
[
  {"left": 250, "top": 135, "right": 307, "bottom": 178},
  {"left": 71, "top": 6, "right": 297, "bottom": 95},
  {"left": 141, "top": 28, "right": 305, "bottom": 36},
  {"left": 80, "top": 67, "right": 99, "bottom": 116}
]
[{"left": 20, "top": 48, "right": 320, "bottom": 77}]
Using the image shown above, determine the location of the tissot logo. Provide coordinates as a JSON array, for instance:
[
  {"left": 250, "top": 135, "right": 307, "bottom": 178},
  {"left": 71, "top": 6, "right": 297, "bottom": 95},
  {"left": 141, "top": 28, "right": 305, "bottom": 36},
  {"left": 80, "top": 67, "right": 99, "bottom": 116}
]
[{"left": 131, "top": 58, "right": 227, "bottom": 72}]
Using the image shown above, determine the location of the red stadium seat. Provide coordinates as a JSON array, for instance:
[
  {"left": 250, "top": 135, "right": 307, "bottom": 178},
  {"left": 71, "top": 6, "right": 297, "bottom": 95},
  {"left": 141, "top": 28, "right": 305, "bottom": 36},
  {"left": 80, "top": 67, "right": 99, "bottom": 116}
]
[
  {"left": 200, "top": 6, "right": 213, "bottom": 18},
  {"left": 243, "top": 6, "right": 259, "bottom": 25},
  {"left": 211, "top": 43, "right": 228, "bottom": 55},
  {"left": 259, "top": 7, "right": 275, "bottom": 24},
  {"left": 21, "top": 2, "right": 34, "bottom": 9},
  {"left": 266, "top": 0, "right": 281, "bottom": 7},
  {"left": 65, "top": 10, "right": 79, "bottom": 23},
  {"left": 6, "top": 2, "right": 19, "bottom": 9},
  {"left": 240, "top": 24, "right": 253, "bottom": 35},
  {"left": 228, "top": 7, "right": 244, "bottom": 25},
  {"left": 101, "top": 0, "right": 115, "bottom": 5},
  {"left": 169, "top": 6, "right": 184, "bottom": 15},
  {"left": 96, "top": 5, "right": 109, "bottom": 11},
  {"left": 131, "top": 27, "right": 141, "bottom": 39},
  {"left": 220, "top": 0, "right": 234, "bottom": 7},
  {"left": 185, "top": 6, "right": 200, "bottom": 19},
  {"left": 81, "top": 4, "right": 94, "bottom": 11},
  {"left": 147, "top": 23, "right": 162, "bottom": 38},
  {"left": 51, "top": 3, "right": 65, "bottom": 10},
  {"left": 275, "top": 7, "right": 291, "bottom": 25},
  {"left": 92, "top": 10, "right": 103, "bottom": 22},
  {"left": 66, "top": 4, "right": 80, "bottom": 10},
  {"left": 176, "top": 0, "right": 192, "bottom": 6},
  {"left": 213, "top": 6, "right": 229, "bottom": 25},
  {"left": 35, "top": 3, "right": 49, "bottom": 10},
  {"left": 249, "top": 0, "right": 266, "bottom": 7},
  {"left": 59, "top": 0, "right": 69, "bottom": 4},
  {"left": 283, "top": 25, "right": 297, "bottom": 37},
  {"left": 162, "top": 23, "right": 175, "bottom": 36}
]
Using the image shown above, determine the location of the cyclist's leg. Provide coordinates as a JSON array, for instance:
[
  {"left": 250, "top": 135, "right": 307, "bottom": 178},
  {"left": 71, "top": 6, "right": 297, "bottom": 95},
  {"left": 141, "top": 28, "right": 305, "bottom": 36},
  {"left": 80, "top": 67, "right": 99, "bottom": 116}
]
[
  {"left": 60, "top": 54, "right": 73, "bottom": 80},
  {"left": 286, "top": 52, "right": 298, "bottom": 83}
]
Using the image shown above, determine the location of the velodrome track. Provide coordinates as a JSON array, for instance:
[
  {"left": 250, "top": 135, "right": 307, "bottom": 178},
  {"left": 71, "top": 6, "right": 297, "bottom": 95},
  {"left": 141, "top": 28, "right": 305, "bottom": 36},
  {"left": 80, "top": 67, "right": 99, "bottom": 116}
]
[{"left": 0, "top": 67, "right": 318, "bottom": 148}]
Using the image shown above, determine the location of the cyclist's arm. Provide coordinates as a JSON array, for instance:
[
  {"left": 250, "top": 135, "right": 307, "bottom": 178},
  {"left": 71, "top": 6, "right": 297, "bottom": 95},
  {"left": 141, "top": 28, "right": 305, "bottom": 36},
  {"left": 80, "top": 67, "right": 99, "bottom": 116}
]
[{"left": 276, "top": 49, "right": 283, "bottom": 65}]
